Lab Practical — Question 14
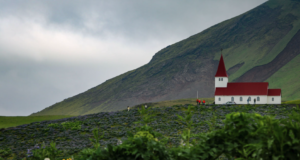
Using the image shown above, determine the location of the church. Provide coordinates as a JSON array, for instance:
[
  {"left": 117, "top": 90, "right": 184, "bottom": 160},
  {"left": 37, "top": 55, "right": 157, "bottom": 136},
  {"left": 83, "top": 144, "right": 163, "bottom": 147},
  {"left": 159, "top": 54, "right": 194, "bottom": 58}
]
[{"left": 214, "top": 55, "right": 281, "bottom": 104}]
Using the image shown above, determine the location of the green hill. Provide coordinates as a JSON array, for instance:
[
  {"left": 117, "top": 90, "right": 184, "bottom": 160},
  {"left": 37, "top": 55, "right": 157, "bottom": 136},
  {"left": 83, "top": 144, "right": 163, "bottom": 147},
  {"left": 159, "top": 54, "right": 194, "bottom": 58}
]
[{"left": 31, "top": 0, "right": 300, "bottom": 116}]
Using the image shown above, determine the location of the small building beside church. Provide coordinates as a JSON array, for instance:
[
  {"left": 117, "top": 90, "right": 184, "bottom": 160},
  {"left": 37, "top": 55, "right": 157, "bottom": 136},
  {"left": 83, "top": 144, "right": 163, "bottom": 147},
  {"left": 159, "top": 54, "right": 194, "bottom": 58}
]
[{"left": 214, "top": 55, "right": 281, "bottom": 104}]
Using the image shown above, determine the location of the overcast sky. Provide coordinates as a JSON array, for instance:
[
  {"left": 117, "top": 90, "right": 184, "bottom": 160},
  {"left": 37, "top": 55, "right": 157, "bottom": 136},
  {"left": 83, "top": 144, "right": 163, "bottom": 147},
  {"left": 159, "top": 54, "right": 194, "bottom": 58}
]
[{"left": 0, "top": 0, "right": 267, "bottom": 116}]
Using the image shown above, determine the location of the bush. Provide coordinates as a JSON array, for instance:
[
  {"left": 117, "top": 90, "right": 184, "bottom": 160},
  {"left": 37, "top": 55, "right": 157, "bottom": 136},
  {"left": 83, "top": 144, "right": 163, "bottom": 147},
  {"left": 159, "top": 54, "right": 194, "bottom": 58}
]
[
  {"left": 0, "top": 148, "right": 12, "bottom": 158},
  {"left": 61, "top": 121, "right": 82, "bottom": 130},
  {"left": 27, "top": 141, "right": 62, "bottom": 160},
  {"left": 47, "top": 123, "right": 60, "bottom": 129},
  {"left": 78, "top": 136, "right": 170, "bottom": 160}
]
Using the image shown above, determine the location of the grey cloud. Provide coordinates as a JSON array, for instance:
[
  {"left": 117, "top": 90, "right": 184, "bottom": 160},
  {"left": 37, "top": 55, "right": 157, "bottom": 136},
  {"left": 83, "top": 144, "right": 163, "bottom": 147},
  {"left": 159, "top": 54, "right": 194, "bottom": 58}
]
[{"left": 0, "top": 0, "right": 268, "bottom": 42}]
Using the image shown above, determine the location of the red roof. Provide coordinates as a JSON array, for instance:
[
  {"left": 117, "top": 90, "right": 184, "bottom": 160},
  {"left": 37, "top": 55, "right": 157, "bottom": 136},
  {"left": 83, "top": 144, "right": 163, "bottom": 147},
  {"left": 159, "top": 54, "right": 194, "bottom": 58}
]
[
  {"left": 215, "top": 54, "right": 228, "bottom": 77},
  {"left": 268, "top": 89, "right": 281, "bottom": 96},
  {"left": 215, "top": 82, "right": 269, "bottom": 95}
]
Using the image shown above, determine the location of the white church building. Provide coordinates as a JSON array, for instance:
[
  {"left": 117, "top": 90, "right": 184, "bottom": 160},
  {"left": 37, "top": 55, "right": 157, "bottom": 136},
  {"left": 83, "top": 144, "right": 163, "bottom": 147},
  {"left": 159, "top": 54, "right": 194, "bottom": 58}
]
[{"left": 214, "top": 55, "right": 281, "bottom": 104}]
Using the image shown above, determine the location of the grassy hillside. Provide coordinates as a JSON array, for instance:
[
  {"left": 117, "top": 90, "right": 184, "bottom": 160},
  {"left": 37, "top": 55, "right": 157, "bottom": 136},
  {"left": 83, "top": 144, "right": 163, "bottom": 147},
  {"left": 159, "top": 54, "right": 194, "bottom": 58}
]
[
  {"left": 31, "top": 0, "right": 300, "bottom": 116},
  {"left": 226, "top": 0, "right": 300, "bottom": 82},
  {"left": 0, "top": 115, "right": 75, "bottom": 129},
  {"left": 266, "top": 54, "right": 300, "bottom": 101}
]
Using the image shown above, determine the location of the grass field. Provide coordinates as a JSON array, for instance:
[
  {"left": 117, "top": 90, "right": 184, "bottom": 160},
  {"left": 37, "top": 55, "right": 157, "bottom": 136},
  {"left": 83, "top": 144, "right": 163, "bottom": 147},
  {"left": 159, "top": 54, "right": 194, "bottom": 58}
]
[
  {"left": 0, "top": 115, "right": 76, "bottom": 129},
  {"left": 0, "top": 98, "right": 215, "bottom": 129},
  {"left": 0, "top": 97, "right": 294, "bottom": 129},
  {"left": 140, "top": 98, "right": 215, "bottom": 108},
  {"left": 282, "top": 99, "right": 300, "bottom": 104}
]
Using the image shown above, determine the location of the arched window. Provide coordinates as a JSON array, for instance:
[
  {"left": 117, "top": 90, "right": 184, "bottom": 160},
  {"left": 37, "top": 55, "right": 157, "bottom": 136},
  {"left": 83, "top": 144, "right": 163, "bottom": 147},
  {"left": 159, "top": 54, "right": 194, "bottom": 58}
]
[
  {"left": 221, "top": 78, "right": 223, "bottom": 81},
  {"left": 257, "top": 97, "right": 260, "bottom": 101},
  {"left": 240, "top": 97, "right": 243, "bottom": 101},
  {"left": 219, "top": 97, "right": 221, "bottom": 101},
  {"left": 219, "top": 78, "right": 221, "bottom": 81},
  {"left": 248, "top": 97, "right": 251, "bottom": 101},
  {"left": 231, "top": 97, "right": 234, "bottom": 101},
  {"left": 272, "top": 97, "right": 274, "bottom": 101}
]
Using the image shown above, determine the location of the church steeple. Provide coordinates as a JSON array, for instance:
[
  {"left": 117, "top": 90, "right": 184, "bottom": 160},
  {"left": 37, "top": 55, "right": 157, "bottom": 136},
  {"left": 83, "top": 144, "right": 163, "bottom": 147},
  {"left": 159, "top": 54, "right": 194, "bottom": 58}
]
[
  {"left": 215, "top": 54, "right": 228, "bottom": 88},
  {"left": 215, "top": 54, "right": 228, "bottom": 77}
]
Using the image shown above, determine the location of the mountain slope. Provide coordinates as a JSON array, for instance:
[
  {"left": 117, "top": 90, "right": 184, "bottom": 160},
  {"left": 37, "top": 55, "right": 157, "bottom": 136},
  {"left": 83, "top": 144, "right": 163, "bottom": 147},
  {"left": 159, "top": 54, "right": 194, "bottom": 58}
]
[{"left": 31, "top": 0, "right": 300, "bottom": 116}]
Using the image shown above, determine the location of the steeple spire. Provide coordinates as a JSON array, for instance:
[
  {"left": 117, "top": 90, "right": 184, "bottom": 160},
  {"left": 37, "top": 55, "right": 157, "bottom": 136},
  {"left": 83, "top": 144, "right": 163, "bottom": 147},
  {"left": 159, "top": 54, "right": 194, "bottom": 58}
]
[{"left": 215, "top": 54, "right": 228, "bottom": 77}]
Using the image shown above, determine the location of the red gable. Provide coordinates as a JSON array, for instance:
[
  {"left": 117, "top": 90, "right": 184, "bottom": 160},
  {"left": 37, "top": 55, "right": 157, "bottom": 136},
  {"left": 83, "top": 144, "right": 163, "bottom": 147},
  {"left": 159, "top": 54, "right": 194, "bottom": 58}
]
[
  {"left": 268, "top": 89, "right": 281, "bottom": 96},
  {"left": 215, "top": 54, "right": 228, "bottom": 77},
  {"left": 215, "top": 82, "right": 269, "bottom": 96}
]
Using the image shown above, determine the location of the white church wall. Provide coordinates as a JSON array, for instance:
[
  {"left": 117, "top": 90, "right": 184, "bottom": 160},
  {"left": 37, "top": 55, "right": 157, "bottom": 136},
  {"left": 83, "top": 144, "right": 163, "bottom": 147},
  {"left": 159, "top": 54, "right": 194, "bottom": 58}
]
[
  {"left": 215, "top": 96, "right": 268, "bottom": 104},
  {"left": 215, "top": 77, "right": 228, "bottom": 88},
  {"left": 215, "top": 96, "right": 226, "bottom": 104},
  {"left": 267, "top": 96, "right": 281, "bottom": 104}
]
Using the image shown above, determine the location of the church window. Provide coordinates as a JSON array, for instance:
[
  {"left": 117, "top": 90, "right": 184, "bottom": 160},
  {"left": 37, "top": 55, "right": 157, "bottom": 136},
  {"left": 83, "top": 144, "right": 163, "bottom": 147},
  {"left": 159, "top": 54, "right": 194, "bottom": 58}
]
[
  {"left": 219, "top": 97, "right": 221, "bottom": 101},
  {"left": 257, "top": 97, "right": 260, "bottom": 101},
  {"left": 221, "top": 78, "right": 223, "bottom": 81},
  {"left": 272, "top": 97, "right": 274, "bottom": 101},
  {"left": 231, "top": 97, "right": 234, "bottom": 101},
  {"left": 219, "top": 78, "right": 221, "bottom": 81},
  {"left": 248, "top": 97, "right": 251, "bottom": 101},
  {"left": 240, "top": 97, "right": 243, "bottom": 101}
]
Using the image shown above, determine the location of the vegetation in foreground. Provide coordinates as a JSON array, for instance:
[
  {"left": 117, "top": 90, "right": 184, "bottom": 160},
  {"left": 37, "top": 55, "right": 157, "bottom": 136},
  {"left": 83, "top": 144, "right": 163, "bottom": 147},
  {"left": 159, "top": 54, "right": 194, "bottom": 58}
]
[{"left": 0, "top": 104, "right": 299, "bottom": 159}]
